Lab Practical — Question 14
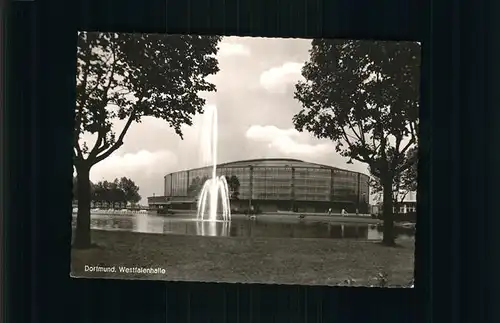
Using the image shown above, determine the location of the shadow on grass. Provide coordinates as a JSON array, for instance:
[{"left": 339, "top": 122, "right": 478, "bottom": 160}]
[
  {"left": 72, "top": 242, "right": 104, "bottom": 250},
  {"left": 374, "top": 241, "right": 408, "bottom": 249}
]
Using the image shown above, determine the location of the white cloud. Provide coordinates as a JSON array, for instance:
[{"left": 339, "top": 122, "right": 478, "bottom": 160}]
[
  {"left": 259, "top": 62, "right": 304, "bottom": 94},
  {"left": 245, "top": 124, "right": 298, "bottom": 140},
  {"left": 218, "top": 43, "right": 251, "bottom": 57},
  {"left": 89, "top": 150, "right": 178, "bottom": 181},
  {"left": 245, "top": 125, "right": 331, "bottom": 156},
  {"left": 86, "top": 150, "right": 179, "bottom": 203}
]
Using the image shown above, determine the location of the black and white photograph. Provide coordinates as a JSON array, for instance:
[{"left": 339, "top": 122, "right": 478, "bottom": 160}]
[{"left": 71, "top": 32, "right": 420, "bottom": 287}]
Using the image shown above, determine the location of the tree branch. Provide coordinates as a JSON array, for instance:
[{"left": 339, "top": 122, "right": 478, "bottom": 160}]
[
  {"left": 340, "top": 129, "right": 368, "bottom": 164},
  {"left": 409, "top": 120, "right": 417, "bottom": 143},
  {"left": 400, "top": 136, "right": 415, "bottom": 156},
  {"left": 91, "top": 108, "right": 138, "bottom": 166},
  {"left": 87, "top": 53, "right": 114, "bottom": 98},
  {"left": 393, "top": 138, "right": 416, "bottom": 173},
  {"left": 339, "top": 118, "right": 376, "bottom": 164},
  {"left": 75, "top": 47, "right": 93, "bottom": 150},
  {"left": 74, "top": 143, "right": 83, "bottom": 159},
  {"left": 73, "top": 148, "right": 81, "bottom": 164},
  {"left": 347, "top": 118, "right": 363, "bottom": 142},
  {"left": 89, "top": 46, "right": 118, "bottom": 160},
  {"left": 397, "top": 190, "right": 409, "bottom": 204},
  {"left": 357, "top": 121, "right": 370, "bottom": 148},
  {"left": 389, "top": 134, "right": 403, "bottom": 170}
]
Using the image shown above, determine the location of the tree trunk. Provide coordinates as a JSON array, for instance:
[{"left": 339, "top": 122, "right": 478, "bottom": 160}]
[
  {"left": 73, "top": 165, "right": 92, "bottom": 249},
  {"left": 382, "top": 176, "right": 396, "bottom": 246}
]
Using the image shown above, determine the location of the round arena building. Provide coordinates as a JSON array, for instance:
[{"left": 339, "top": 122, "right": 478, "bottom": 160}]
[{"left": 150, "top": 158, "right": 370, "bottom": 214}]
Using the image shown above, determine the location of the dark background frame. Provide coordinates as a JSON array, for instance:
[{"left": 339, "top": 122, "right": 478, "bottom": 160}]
[{"left": 4, "top": 0, "right": 499, "bottom": 322}]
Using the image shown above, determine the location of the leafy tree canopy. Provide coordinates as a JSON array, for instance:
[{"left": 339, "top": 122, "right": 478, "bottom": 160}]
[
  {"left": 117, "top": 176, "right": 141, "bottom": 203},
  {"left": 91, "top": 177, "right": 141, "bottom": 205},
  {"left": 293, "top": 39, "right": 420, "bottom": 245},
  {"left": 293, "top": 39, "right": 420, "bottom": 179},
  {"left": 187, "top": 176, "right": 210, "bottom": 197},
  {"left": 75, "top": 32, "right": 222, "bottom": 167},
  {"left": 73, "top": 32, "right": 221, "bottom": 248},
  {"left": 226, "top": 175, "right": 241, "bottom": 199}
]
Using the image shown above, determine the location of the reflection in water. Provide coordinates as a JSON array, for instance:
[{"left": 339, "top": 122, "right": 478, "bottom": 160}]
[
  {"left": 367, "top": 225, "right": 381, "bottom": 240},
  {"left": 195, "top": 220, "right": 231, "bottom": 237},
  {"left": 135, "top": 214, "right": 166, "bottom": 234},
  {"left": 74, "top": 214, "right": 415, "bottom": 241}
]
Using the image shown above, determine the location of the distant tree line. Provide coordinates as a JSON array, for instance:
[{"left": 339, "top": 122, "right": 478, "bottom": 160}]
[{"left": 73, "top": 176, "right": 141, "bottom": 208}]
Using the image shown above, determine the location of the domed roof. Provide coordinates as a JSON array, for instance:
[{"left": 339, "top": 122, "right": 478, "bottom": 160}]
[
  {"left": 219, "top": 158, "right": 329, "bottom": 169},
  {"left": 167, "top": 158, "right": 369, "bottom": 178}
]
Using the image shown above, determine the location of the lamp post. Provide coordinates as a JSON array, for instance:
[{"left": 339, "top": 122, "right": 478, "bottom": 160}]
[
  {"left": 361, "top": 193, "right": 367, "bottom": 214},
  {"left": 291, "top": 167, "right": 295, "bottom": 212},
  {"left": 248, "top": 165, "right": 253, "bottom": 213}
]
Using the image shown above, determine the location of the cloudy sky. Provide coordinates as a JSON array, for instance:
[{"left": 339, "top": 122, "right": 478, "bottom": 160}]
[{"left": 80, "top": 36, "right": 373, "bottom": 204}]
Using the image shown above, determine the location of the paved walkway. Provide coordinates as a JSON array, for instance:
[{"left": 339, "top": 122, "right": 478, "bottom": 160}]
[{"left": 230, "top": 212, "right": 381, "bottom": 224}]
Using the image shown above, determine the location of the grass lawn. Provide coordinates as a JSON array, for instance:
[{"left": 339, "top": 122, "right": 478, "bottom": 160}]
[{"left": 71, "top": 229, "right": 415, "bottom": 287}]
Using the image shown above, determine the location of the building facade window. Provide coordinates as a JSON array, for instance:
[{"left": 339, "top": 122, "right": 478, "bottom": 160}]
[
  {"left": 332, "top": 170, "right": 358, "bottom": 201},
  {"left": 264, "top": 167, "right": 292, "bottom": 200},
  {"left": 294, "top": 167, "right": 330, "bottom": 201},
  {"left": 164, "top": 175, "right": 172, "bottom": 196}
]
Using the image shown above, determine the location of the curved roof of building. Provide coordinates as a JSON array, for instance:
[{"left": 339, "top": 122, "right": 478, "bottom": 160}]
[
  {"left": 219, "top": 158, "right": 331, "bottom": 169},
  {"left": 167, "top": 158, "right": 369, "bottom": 177}
]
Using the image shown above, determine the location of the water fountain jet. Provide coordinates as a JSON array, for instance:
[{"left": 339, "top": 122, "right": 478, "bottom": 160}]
[{"left": 196, "top": 105, "right": 232, "bottom": 222}]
